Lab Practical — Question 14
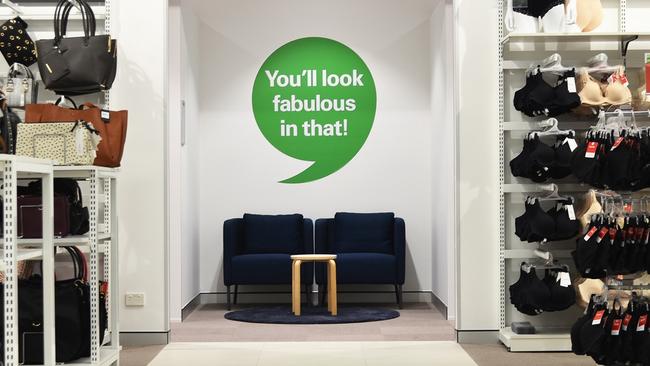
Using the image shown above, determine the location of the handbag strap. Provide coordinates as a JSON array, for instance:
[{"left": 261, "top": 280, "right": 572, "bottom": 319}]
[
  {"left": 8, "top": 63, "right": 33, "bottom": 79},
  {"left": 60, "top": 0, "right": 95, "bottom": 41},
  {"left": 55, "top": 95, "right": 78, "bottom": 109},
  {"left": 60, "top": 246, "right": 83, "bottom": 281},
  {"left": 73, "top": 246, "right": 88, "bottom": 282}
]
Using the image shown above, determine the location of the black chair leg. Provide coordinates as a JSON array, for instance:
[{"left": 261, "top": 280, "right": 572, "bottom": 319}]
[
  {"left": 233, "top": 285, "right": 239, "bottom": 305},
  {"left": 227, "top": 286, "right": 232, "bottom": 311},
  {"left": 395, "top": 285, "right": 403, "bottom": 309}
]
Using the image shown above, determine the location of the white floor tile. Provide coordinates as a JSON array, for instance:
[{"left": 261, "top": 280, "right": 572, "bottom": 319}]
[{"left": 147, "top": 341, "right": 478, "bottom": 366}]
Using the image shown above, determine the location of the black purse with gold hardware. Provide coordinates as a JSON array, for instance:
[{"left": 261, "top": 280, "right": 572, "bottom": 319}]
[
  {"left": 36, "top": 0, "right": 117, "bottom": 96},
  {"left": 0, "top": 17, "right": 37, "bottom": 67}
]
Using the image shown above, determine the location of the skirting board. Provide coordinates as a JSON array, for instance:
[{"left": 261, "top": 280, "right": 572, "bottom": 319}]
[
  {"left": 457, "top": 330, "right": 500, "bottom": 344},
  {"left": 181, "top": 293, "right": 202, "bottom": 321},
  {"left": 200, "top": 290, "right": 435, "bottom": 305},
  {"left": 121, "top": 331, "right": 170, "bottom": 346}
]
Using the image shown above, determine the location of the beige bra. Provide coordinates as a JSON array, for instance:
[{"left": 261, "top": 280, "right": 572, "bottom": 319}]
[{"left": 577, "top": 67, "right": 632, "bottom": 106}]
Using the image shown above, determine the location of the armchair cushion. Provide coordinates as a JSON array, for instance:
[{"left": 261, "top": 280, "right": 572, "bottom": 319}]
[
  {"left": 336, "top": 253, "right": 397, "bottom": 284},
  {"left": 243, "top": 213, "right": 303, "bottom": 254},
  {"left": 333, "top": 212, "right": 395, "bottom": 254},
  {"left": 231, "top": 254, "right": 312, "bottom": 285}
]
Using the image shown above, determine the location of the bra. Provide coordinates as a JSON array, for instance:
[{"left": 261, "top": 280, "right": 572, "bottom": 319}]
[
  {"left": 510, "top": 133, "right": 576, "bottom": 182},
  {"left": 514, "top": 69, "right": 582, "bottom": 117},
  {"left": 578, "top": 67, "right": 632, "bottom": 106},
  {"left": 509, "top": 264, "right": 575, "bottom": 316},
  {"left": 515, "top": 198, "right": 580, "bottom": 243}
]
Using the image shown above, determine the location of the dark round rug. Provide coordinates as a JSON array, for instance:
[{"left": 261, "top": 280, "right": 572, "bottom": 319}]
[{"left": 224, "top": 306, "right": 400, "bottom": 324}]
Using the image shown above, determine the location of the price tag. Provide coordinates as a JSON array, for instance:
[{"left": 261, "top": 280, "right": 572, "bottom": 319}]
[
  {"left": 596, "top": 227, "right": 609, "bottom": 243},
  {"left": 593, "top": 309, "right": 606, "bottom": 325},
  {"left": 611, "top": 137, "right": 625, "bottom": 151},
  {"left": 564, "top": 138, "right": 578, "bottom": 152},
  {"left": 557, "top": 272, "right": 571, "bottom": 288},
  {"left": 638, "top": 315, "right": 647, "bottom": 332},
  {"left": 566, "top": 204, "right": 576, "bottom": 221},
  {"left": 584, "top": 226, "right": 598, "bottom": 241},
  {"left": 566, "top": 77, "right": 577, "bottom": 93},
  {"left": 612, "top": 319, "right": 623, "bottom": 335},
  {"left": 585, "top": 141, "right": 599, "bottom": 159},
  {"left": 623, "top": 314, "right": 633, "bottom": 331}
]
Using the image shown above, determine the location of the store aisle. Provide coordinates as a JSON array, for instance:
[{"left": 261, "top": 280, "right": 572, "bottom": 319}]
[{"left": 146, "top": 341, "right": 478, "bottom": 366}]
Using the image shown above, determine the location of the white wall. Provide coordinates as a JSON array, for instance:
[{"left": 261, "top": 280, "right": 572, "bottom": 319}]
[
  {"left": 430, "top": 0, "right": 457, "bottom": 320},
  {"left": 189, "top": 0, "right": 442, "bottom": 297},
  {"left": 110, "top": 0, "right": 169, "bottom": 332},
  {"left": 455, "top": 0, "right": 500, "bottom": 331},
  {"left": 179, "top": 4, "right": 202, "bottom": 310}
]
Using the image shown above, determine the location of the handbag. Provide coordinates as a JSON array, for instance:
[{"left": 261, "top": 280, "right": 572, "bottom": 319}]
[
  {"left": 36, "top": 0, "right": 117, "bottom": 95},
  {"left": 16, "top": 120, "right": 101, "bottom": 165},
  {"left": 17, "top": 193, "right": 71, "bottom": 238},
  {"left": 0, "top": 247, "right": 107, "bottom": 364},
  {"left": 0, "top": 63, "right": 38, "bottom": 108},
  {"left": 0, "top": 17, "right": 37, "bottom": 67},
  {"left": 26, "top": 178, "right": 90, "bottom": 235},
  {"left": 0, "top": 99, "right": 21, "bottom": 154},
  {"left": 25, "top": 99, "right": 127, "bottom": 167}
]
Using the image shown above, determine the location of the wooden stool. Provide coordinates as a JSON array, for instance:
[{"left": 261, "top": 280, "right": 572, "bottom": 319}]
[{"left": 291, "top": 254, "right": 337, "bottom": 316}]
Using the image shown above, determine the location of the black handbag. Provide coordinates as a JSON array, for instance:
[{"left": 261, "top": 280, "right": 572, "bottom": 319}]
[
  {"left": 36, "top": 0, "right": 117, "bottom": 96},
  {"left": 0, "top": 17, "right": 37, "bottom": 67},
  {"left": 0, "top": 99, "right": 21, "bottom": 154},
  {"left": 27, "top": 178, "right": 90, "bottom": 235},
  {"left": 0, "top": 247, "right": 107, "bottom": 364}
]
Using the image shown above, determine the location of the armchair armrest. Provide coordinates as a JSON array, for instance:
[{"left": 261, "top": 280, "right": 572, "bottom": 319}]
[
  {"left": 223, "top": 218, "right": 245, "bottom": 286},
  {"left": 315, "top": 219, "right": 333, "bottom": 254},
  {"left": 394, "top": 218, "right": 406, "bottom": 285}
]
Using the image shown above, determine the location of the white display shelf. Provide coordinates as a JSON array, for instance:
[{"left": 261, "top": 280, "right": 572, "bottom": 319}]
[
  {"left": 8, "top": 233, "right": 112, "bottom": 246},
  {"left": 501, "top": 32, "right": 650, "bottom": 46},
  {"left": 0, "top": 5, "right": 106, "bottom": 21},
  {"left": 499, "top": 328, "right": 572, "bottom": 352},
  {"left": 0, "top": 244, "right": 108, "bottom": 271},
  {"left": 504, "top": 183, "right": 587, "bottom": 193},
  {"left": 30, "top": 348, "right": 120, "bottom": 366},
  {"left": 54, "top": 166, "right": 120, "bottom": 179}
]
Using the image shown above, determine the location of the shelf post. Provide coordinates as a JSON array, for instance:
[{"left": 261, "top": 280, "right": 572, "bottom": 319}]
[
  {"left": 109, "top": 176, "right": 120, "bottom": 351},
  {"left": 41, "top": 170, "right": 56, "bottom": 365},
  {"left": 3, "top": 162, "right": 17, "bottom": 366},
  {"left": 89, "top": 170, "right": 100, "bottom": 364}
]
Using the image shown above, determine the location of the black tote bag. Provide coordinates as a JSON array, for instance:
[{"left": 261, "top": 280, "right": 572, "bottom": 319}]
[{"left": 36, "top": 0, "right": 117, "bottom": 96}]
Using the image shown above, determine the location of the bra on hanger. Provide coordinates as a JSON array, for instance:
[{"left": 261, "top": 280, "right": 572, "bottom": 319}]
[
  {"left": 577, "top": 67, "right": 632, "bottom": 107},
  {"left": 515, "top": 198, "right": 580, "bottom": 243},
  {"left": 514, "top": 69, "right": 581, "bottom": 117},
  {"left": 510, "top": 133, "right": 576, "bottom": 182}
]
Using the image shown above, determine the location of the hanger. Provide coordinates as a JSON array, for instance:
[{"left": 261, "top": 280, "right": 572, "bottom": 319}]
[
  {"left": 584, "top": 53, "right": 621, "bottom": 75},
  {"left": 530, "top": 118, "right": 575, "bottom": 138},
  {"left": 527, "top": 54, "right": 574, "bottom": 77},
  {"left": 534, "top": 183, "right": 569, "bottom": 202}
]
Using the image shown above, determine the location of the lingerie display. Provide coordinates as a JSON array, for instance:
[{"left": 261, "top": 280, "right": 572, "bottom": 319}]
[
  {"left": 572, "top": 295, "right": 650, "bottom": 365},
  {"left": 514, "top": 68, "right": 582, "bottom": 117},
  {"left": 505, "top": 0, "right": 603, "bottom": 33},
  {"left": 510, "top": 262, "right": 576, "bottom": 316},
  {"left": 573, "top": 213, "right": 650, "bottom": 279},
  {"left": 515, "top": 196, "right": 580, "bottom": 243}
]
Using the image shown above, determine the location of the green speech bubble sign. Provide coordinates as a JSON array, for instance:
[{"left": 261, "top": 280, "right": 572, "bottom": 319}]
[{"left": 252, "top": 37, "right": 377, "bottom": 184}]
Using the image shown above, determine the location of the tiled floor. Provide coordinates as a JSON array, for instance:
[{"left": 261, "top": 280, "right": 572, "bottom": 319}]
[
  {"left": 171, "top": 302, "right": 456, "bottom": 342},
  {"left": 118, "top": 302, "right": 597, "bottom": 365},
  {"left": 145, "top": 341, "right": 478, "bottom": 366}
]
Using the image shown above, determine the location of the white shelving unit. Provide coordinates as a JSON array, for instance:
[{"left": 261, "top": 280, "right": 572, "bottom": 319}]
[
  {"left": 1, "top": 162, "right": 120, "bottom": 366},
  {"left": 497, "top": 0, "right": 648, "bottom": 352}
]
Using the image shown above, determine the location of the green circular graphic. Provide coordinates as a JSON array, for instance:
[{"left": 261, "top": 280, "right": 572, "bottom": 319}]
[{"left": 252, "top": 37, "right": 377, "bottom": 184}]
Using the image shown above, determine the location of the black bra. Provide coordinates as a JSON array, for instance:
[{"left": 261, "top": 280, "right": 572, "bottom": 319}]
[
  {"left": 515, "top": 198, "right": 580, "bottom": 243},
  {"left": 510, "top": 133, "right": 576, "bottom": 182},
  {"left": 509, "top": 263, "right": 575, "bottom": 316},
  {"left": 514, "top": 69, "right": 581, "bottom": 117}
]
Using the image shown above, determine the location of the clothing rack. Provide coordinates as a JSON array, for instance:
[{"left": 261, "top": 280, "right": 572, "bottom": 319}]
[{"left": 497, "top": 0, "right": 643, "bottom": 353}]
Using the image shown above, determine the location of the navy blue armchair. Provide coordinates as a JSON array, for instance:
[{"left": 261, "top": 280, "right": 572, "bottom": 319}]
[
  {"left": 223, "top": 214, "right": 314, "bottom": 310},
  {"left": 315, "top": 212, "right": 406, "bottom": 308}
]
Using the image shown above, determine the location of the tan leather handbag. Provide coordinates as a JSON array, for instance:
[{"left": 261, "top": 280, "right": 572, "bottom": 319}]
[{"left": 25, "top": 101, "right": 127, "bottom": 167}]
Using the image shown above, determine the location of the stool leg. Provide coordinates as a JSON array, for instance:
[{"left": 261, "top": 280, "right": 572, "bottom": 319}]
[
  {"left": 293, "top": 260, "right": 302, "bottom": 316},
  {"left": 326, "top": 263, "right": 332, "bottom": 312},
  {"left": 328, "top": 260, "right": 337, "bottom": 316}
]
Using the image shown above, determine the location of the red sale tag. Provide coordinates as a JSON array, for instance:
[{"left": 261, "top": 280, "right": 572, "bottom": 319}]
[
  {"left": 596, "top": 227, "right": 609, "bottom": 243},
  {"left": 638, "top": 315, "right": 648, "bottom": 332},
  {"left": 611, "top": 137, "right": 625, "bottom": 151},
  {"left": 623, "top": 314, "right": 633, "bottom": 331},
  {"left": 610, "top": 227, "right": 618, "bottom": 241},
  {"left": 612, "top": 319, "right": 623, "bottom": 335},
  {"left": 584, "top": 226, "right": 598, "bottom": 241},
  {"left": 585, "top": 141, "right": 599, "bottom": 159},
  {"left": 593, "top": 310, "right": 606, "bottom": 325}
]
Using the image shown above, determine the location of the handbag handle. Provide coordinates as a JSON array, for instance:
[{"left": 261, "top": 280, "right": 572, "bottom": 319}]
[
  {"left": 8, "top": 62, "right": 33, "bottom": 79},
  {"left": 60, "top": 246, "right": 84, "bottom": 281},
  {"left": 55, "top": 95, "right": 78, "bottom": 109},
  {"left": 58, "top": 0, "right": 96, "bottom": 42}
]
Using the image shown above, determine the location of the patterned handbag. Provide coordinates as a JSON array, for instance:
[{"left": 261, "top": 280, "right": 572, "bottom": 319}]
[
  {"left": 0, "top": 17, "right": 37, "bottom": 67},
  {"left": 16, "top": 120, "right": 101, "bottom": 165}
]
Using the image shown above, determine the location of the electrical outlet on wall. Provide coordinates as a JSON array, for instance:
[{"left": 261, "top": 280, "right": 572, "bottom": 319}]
[{"left": 125, "top": 292, "right": 145, "bottom": 307}]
